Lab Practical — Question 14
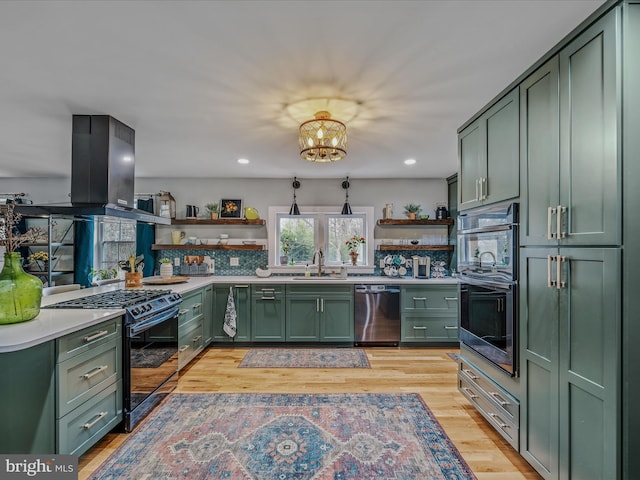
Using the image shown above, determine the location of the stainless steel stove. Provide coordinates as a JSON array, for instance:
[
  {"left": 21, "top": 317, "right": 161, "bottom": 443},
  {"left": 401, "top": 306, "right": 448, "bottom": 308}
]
[{"left": 46, "top": 288, "right": 183, "bottom": 431}]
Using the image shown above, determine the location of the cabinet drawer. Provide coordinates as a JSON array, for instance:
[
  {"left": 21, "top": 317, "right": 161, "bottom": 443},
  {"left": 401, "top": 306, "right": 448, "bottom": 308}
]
[
  {"left": 57, "top": 317, "right": 121, "bottom": 362},
  {"left": 57, "top": 338, "right": 121, "bottom": 417},
  {"left": 286, "top": 284, "right": 353, "bottom": 296},
  {"left": 401, "top": 287, "right": 458, "bottom": 314},
  {"left": 252, "top": 284, "right": 284, "bottom": 296},
  {"left": 178, "top": 317, "right": 204, "bottom": 369},
  {"left": 180, "top": 290, "right": 204, "bottom": 323},
  {"left": 401, "top": 316, "right": 459, "bottom": 342},
  {"left": 57, "top": 379, "right": 122, "bottom": 456},
  {"left": 458, "top": 359, "right": 519, "bottom": 425},
  {"left": 458, "top": 374, "right": 518, "bottom": 449}
]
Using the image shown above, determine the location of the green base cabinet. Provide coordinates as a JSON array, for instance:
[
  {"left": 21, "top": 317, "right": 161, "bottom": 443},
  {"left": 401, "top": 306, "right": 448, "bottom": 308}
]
[
  {"left": 178, "top": 289, "right": 205, "bottom": 369},
  {"left": 285, "top": 285, "right": 353, "bottom": 343},
  {"left": 251, "top": 285, "right": 285, "bottom": 342},
  {"left": 213, "top": 284, "right": 251, "bottom": 343},
  {"left": 400, "top": 285, "right": 458, "bottom": 345},
  {"left": 203, "top": 285, "right": 214, "bottom": 346}
]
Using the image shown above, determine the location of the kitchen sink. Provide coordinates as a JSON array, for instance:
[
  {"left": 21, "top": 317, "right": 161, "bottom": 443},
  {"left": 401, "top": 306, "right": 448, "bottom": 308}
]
[{"left": 292, "top": 276, "right": 348, "bottom": 280}]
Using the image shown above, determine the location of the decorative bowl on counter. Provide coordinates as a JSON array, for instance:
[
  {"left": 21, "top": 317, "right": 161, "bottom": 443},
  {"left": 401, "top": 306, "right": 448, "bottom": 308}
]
[{"left": 255, "top": 267, "right": 272, "bottom": 278}]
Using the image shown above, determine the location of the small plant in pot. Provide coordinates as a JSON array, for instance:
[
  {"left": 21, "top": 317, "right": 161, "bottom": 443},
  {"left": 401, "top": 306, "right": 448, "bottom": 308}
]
[
  {"left": 89, "top": 267, "right": 119, "bottom": 286},
  {"left": 403, "top": 203, "right": 422, "bottom": 220},
  {"left": 280, "top": 240, "right": 291, "bottom": 265},
  {"left": 205, "top": 203, "right": 219, "bottom": 219}
]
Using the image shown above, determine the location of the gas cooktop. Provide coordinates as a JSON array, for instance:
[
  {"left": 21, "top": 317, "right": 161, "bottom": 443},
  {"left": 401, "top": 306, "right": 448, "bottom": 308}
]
[{"left": 44, "top": 289, "right": 175, "bottom": 309}]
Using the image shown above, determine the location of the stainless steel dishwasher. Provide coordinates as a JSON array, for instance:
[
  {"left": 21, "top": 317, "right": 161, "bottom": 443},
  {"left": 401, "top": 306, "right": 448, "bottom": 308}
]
[{"left": 354, "top": 284, "right": 401, "bottom": 346}]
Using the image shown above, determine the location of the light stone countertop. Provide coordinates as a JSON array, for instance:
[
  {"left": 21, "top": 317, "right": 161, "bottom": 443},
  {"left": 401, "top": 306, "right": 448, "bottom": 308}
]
[{"left": 0, "top": 275, "right": 459, "bottom": 353}]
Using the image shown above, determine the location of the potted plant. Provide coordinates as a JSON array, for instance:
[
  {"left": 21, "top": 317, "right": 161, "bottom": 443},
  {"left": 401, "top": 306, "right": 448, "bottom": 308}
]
[
  {"left": 0, "top": 203, "right": 44, "bottom": 324},
  {"left": 280, "top": 240, "right": 291, "bottom": 265},
  {"left": 89, "top": 267, "right": 119, "bottom": 286},
  {"left": 159, "top": 258, "right": 173, "bottom": 278},
  {"left": 345, "top": 235, "right": 365, "bottom": 266},
  {"left": 205, "top": 203, "right": 219, "bottom": 219},
  {"left": 403, "top": 203, "right": 422, "bottom": 220}
]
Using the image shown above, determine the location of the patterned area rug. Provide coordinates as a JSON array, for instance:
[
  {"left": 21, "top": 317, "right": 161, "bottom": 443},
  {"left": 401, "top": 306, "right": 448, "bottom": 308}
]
[
  {"left": 238, "top": 348, "right": 371, "bottom": 368},
  {"left": 90, "top": 393, "right": 477, "bottom": 480}
]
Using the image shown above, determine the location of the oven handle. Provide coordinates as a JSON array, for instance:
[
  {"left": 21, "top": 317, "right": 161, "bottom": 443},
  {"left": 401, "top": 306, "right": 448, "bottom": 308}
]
[
  {"left": 458, "top": 224, "right": 515, "bottom": 235},
  {"left": 129, "top": 306, "right": 181, "bottom": 336}
]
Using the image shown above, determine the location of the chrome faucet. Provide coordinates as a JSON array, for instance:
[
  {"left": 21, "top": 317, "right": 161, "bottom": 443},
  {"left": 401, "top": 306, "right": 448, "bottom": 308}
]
[
  {"left": 479, "top": 251, "right": 497, "bottom": 267},
  {"left": 312, "top": 249, "right": 324, "bottom": 276}
]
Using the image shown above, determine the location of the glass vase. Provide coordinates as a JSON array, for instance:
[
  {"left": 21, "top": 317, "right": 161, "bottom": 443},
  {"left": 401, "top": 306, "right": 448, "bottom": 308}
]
[
  {"left": 350, "top": 252, "right": 359, "bottom": 266},
  {"left": 0, "top": 252, "right": 43, "bottom": 324}
]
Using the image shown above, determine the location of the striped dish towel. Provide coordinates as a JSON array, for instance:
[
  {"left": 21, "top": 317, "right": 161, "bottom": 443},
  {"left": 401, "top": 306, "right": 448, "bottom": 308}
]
[{"left": 223, "top": 286, "right": 237, "bottom": 338}]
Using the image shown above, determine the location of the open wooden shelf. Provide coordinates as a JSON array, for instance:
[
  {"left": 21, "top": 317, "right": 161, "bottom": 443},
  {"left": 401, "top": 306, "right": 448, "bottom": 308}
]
[
  {"left": 377, "top": 219, "right": 454, "bottom": 226},
  {"left": 170, "top": 218, "right": 265, "bottom": 226},
  {"left": 378, "top": 245, "right": 454, "bottom": 251},
  {"left": 152, "top": 244, "right": 264, "bottom": 251}
]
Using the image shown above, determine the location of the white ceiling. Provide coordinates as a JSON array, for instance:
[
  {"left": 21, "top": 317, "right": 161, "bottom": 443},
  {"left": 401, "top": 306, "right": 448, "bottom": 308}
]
[{"left": 0, "top": 0, "right": 606, "bottom": 180}]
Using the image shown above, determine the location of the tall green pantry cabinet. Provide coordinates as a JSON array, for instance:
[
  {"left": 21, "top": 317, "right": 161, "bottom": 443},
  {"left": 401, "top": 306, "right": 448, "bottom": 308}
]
[{"left": 519, "top": 5, "right": 624, "bottom": 480}]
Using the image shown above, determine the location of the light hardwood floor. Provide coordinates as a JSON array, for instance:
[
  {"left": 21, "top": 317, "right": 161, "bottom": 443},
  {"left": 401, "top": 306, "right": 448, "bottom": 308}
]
[{"left": 79, "top": 347, "right": 542, "bottom": 480}]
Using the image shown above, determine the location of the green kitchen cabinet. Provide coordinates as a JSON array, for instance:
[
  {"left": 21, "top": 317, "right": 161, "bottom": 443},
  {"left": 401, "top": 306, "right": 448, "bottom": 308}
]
[
  {"left": 178, "top": 289, "right": 204, "bottom": 369},
  {"left": 458, "top": 87, "right": 519, "bottom": 211},
  {"left": 285, "top": 285, "right": 354, "bottom": 343},
  {"left": 213, "top": 284, "right": 251, "bottom": 343},
  {"left": 251, "top": 284, "right": 285, "bottom": 342},
  {"left": 203, "top": 285, "right": 214, "bottom": 346},
  {"left": 400, "top": 285, "right": 458, "bottom": 345},
  {"left": 520, "top": 11, "right": 619, "bottom": 247},
  {"left": 519, "top": 247, "right": 620, "bottom": 480}
]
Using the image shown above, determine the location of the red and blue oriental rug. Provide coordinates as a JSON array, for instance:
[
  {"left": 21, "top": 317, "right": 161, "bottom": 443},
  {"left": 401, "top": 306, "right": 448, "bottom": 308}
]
[
  {"left": 90, "top": 393, "right": 477, "bottom": 479},
  {"left": 238, "top": 348, "right": 371, "bottom": 368}
]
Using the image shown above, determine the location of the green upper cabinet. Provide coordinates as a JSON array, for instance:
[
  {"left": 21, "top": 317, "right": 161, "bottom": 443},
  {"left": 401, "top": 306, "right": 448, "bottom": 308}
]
[
  {"left": 459, "top": 87, "right": 520, "bottom": 211},
  {"left": 213, "top": 284, "right": 251, "bottom": 343},
  {"left": 521, "top": 11, "right": 620, "bottom": 247}
]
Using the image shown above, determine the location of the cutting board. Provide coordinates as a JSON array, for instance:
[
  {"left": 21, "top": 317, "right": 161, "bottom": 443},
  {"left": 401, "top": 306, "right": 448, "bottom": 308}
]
[{"left": 142, "top": 275, "right": 190, "bottom": 285}]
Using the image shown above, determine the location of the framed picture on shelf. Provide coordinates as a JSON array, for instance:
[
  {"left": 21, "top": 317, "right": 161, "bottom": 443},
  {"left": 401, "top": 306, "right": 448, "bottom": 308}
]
[{"left": 220, "top": 199, "right": 242, "bottom": 218}]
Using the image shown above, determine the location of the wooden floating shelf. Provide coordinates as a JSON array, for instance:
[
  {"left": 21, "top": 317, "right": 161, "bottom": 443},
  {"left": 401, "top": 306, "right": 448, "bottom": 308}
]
[
  {"left": 170, "top": 219, "right": 265, "bottom": 226},
  {"left": 377, "top": 219, "right": 454, "bottom": 226},
  {"left": 378, "top": 245, "right": 454, "bottom": 251},
  {"left": 152, "top": 244, "right": 264, "bottom": 251}
]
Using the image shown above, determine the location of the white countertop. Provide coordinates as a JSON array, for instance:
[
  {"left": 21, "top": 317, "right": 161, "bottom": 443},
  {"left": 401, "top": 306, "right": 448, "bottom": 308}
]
[{"left": 0, "top": 275, "right": 458, "bottom": 353}]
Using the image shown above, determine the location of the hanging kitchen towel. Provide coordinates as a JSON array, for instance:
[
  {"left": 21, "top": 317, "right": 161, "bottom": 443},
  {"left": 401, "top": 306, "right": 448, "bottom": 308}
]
[{"left": 223, "top": 286, "right": 237, "bottom": 338}]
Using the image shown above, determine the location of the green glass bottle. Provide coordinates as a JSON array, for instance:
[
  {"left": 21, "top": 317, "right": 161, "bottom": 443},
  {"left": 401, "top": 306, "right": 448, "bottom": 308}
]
[{"left": 0, "top": 252, "right": 43, "bottom": 324}]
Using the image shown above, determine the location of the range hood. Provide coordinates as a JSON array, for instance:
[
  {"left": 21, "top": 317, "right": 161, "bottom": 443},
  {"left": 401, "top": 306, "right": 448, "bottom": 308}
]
[{"left": 16, "top": 115, "right": 170, "bottom": 225}]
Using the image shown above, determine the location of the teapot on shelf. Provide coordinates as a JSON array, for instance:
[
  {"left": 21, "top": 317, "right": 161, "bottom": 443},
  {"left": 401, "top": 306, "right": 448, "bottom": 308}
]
[{"left": 244, "top": 207, "right": 260, "bottom": 220}]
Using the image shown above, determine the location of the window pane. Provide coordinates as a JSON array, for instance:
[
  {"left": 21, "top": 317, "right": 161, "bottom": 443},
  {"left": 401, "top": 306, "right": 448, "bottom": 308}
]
[
  {"left": 278, "top": 215, "right": 315, "bottom": 264},
  {"left": 327, "top": 215, "right": 366, "bottom": 265}
]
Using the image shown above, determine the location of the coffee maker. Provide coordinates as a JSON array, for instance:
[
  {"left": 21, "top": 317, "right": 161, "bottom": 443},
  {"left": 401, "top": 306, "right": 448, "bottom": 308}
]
[{"left": 412, "top": 256, "right": 431, "bottom": 278}]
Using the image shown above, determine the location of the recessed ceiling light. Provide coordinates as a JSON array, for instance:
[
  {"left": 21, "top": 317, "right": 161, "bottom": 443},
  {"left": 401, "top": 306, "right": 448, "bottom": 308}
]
[
  {"left": 404, "top": 158, "right": 416, "bottom": 165},
  {"left": 237, "top": 158, "right": 250, "bottom": 164}
]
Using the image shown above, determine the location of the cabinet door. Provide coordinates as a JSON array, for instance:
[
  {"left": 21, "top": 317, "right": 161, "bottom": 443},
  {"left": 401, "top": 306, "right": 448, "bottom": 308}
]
[
  {"left": 520, "top": 58, "right": 560, "bottom": 247},
  {"left": 558, "top": 248, "right": 620, "bottom": 480},
  {"left": 458, "top": 120, "right": 484, "bottom": 210},
  {"left": 520, "top": 247, "right": 560, "bottom": 478},
  {"left": 203, "top": 285, "right": 213, "bottom": 346},
  {"left": 484, "top": 87, "right": 520, "bottom": 205},
  {"left": 251, "top": 295, "right": 285, "bottom": 342},
  {"left": 559, "top": 12, "right": 620, "bottom": 246},
  {"left": 320, "top": 296, "right": 353, "bottom": 342},
  {"left": 285, "top": 296, "right": 319, "bottom": 341},
  {"left": 212, "top": 285, "right": 251, "bottom": 343}
]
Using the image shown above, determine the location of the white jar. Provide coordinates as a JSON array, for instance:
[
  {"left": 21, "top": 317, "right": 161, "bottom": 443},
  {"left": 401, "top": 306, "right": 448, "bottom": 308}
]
[{"left": 160, "top": 263, "right": 173, "bottom": 278}]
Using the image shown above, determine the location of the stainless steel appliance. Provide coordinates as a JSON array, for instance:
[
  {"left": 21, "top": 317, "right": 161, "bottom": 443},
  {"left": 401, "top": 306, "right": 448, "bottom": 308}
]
[
  {"left": 412, "top": 256, "right": 430, "bottom": 278},
  {"left": 45, "top": 289, "right": 182, "bottom": 431},
  {"left": 457, "top": 202, "right": 518, "bottom": 376},
  {"left": 354, "top": 284, "right": 400, "bottom": 346}
]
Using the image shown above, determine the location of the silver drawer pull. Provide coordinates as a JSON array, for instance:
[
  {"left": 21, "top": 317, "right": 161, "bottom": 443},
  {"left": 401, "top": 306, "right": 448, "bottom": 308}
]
[
  {"left": 489, "top": 412, "right": 509, "bottom": 429},
  {"left": 234, "top": 284, "right": 249, "bottom": 288},
  {"left": 260, "top": 296, "right": 275, "bottom": 300},
  {"left": 412, "top": 326, "right": 427, "bottom": 330},
  {"left": 463, "top": 387, "right": 479, "bottom": 399},
  {"left": 179, "top": 309, "right": 189, "bottom": 316},
  {"left": 179, "top": 345, "right": 190, "bottom": 353},
  {"left": 444, "top": 326, "right": 458, "bottom": 330},
  {"left": 489, "top": 391, "right": 510, "bottom": 406},
  {"left": 83, "top": 330, "right": 109, "bottom": 343},
  {"left": 192, "top": 303, "right": 202, "bottom": 310},
  {"left": 462, "top": 369, "right": 478, "bottom": 380},
  {"left": 82, "top": 365, "right": 108, "bottom": 380},
  {"left": 192, "top": 335, "right": 202, "bottom": 343},
  {"left": 412, "top": 297, "right": 427, "bottom": 301},
  {"left": 82, "top": 411, "right": 107, "bottom": 430},
  {"left": 444, "top": 297, "right": 458, "bottom": 301},
  {"left": 261, "top": 288, "right": 275, "bottom": 292}
]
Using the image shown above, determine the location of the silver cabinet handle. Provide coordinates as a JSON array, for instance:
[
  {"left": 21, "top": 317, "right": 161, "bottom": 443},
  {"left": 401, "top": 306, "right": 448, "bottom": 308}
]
[
  {"left": 475, "top": 178, "right": 479, "bottom": 202},
  {"left": 557, "top": 255, "right": 567, "bottom": 289},
  {"left": 260, "top": 288, "right": 275, "bottom": 292},
  {"left": 192, "top": 335, "right": 202, "bottom": 343},
  {"left": 83, "top": 330, "right": 109, "bottom": 343},
  {"left": 320, "top": 298, "right": 324, "bottom": 313},
  {"left": 179, "top": 345, "right": 190, "bottom": 353},
  {"left": 489, "top": 391, "right": 510, "bottom": 406},
  {"left": 489, "top": 412, "right": 509, "bottom": 429},
  {"left": 462, "top": 369, "right": 478, "bottom": 380},
  {"left": 547, "top": 206, "right": 556, "bottom": 239},
  {"left": 547, "top": 255, "right": 556, "bottom": 287},
  {"left": 260, "top": 296, "right": 275, "bottom": 300},
  {"left": 82, "top": 365, "right": 108, "bottom": 380},
  {"left": 444, "top": 297, "right": 458, "bottom": 301},
  {"left": 412, "top": 297, "right": 427, "bottom": 301},
  {"left": 557, "top": 205, "right": 567, "bottom": 239},
  {"left": 83, "top": 411, "right": 108, "bottom": 430},
  {"left": 316, "top": 298, "right": 320, "bottom": 312},
  {"left": 412, "top": 326, "right": 427, "bottom": 330},
  {"left": 463, "top": 387, "right": 479, "bottom": 399},
  {"left": 444, "top": 326, "right": 458, "bottom": 330},
  {"left": 178, "top": 309, "right": 189, "bottom": 316},
  {"left": 234, "top": 285, "right": 249, "bottom": 288},
  {"left": 192, "top": 303, "right": 202, "bottom": 310},
  {"left": 481, "top": 177, "right": 487, "bottom": 200}
]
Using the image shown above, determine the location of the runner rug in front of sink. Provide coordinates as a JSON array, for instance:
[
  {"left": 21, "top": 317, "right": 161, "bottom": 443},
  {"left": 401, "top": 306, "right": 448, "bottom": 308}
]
[{"left": 238, "top": 348, "right": 371, "bottom": 368}]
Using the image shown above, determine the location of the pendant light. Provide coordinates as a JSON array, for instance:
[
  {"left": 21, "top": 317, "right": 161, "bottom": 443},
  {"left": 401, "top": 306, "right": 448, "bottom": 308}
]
[
  {"left": 341, "top": 177, "right": 352, "bottom": 215},
  {"left": 289, "top": 177, "right": 301, "bottom": 215}
]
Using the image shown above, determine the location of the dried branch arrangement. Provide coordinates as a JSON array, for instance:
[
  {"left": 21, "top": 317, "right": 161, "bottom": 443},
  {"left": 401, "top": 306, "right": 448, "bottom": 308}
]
[{"left": 0, "top": 203, "right": 44, "bottom": 253}]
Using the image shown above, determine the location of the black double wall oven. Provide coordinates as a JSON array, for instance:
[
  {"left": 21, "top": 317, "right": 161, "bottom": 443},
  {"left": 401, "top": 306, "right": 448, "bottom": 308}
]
[{"left": 457, "top": 202, "right": 518, "bottom": 376}]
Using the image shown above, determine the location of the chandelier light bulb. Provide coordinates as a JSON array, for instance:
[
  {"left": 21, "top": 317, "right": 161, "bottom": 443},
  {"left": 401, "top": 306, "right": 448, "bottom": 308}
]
[{"left": 317, "top": 128, "right": 323, "bottom": 139}]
